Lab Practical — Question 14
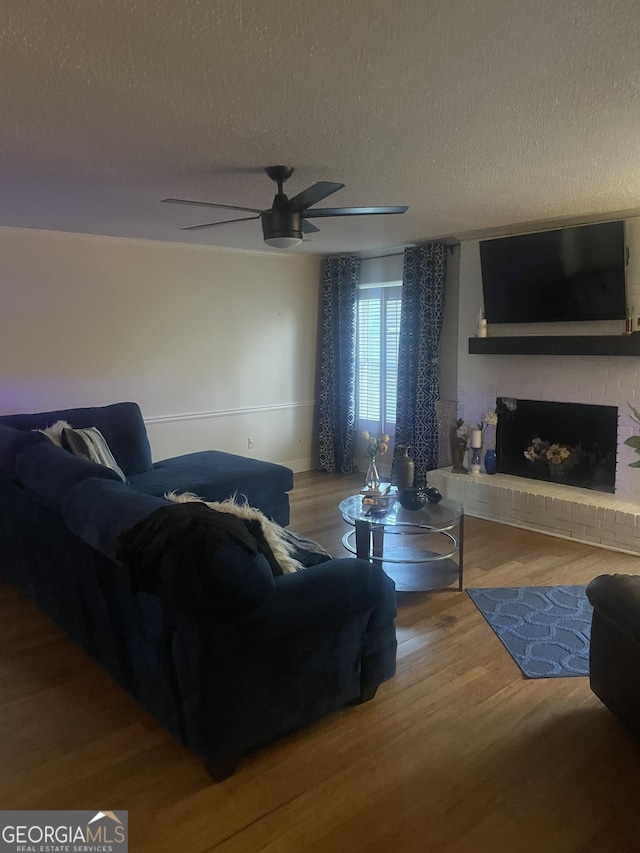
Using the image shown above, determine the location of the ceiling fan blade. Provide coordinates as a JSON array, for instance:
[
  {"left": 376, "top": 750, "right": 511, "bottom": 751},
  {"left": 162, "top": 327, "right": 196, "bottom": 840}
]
[
  {"left": 162, "top": 198, "right": 263, "bottom": 214},
  {"left": 304, "top": 205, "right": 409, "bottom": 218},
  {"left": 182, "top": 215, "right": 261, "bottom": 232},
  {"left": 301, "top": 219, "right": 320, "bottom": 234},
  {"left": 285, "top": 181, "right": 345, "bottom": 212}
]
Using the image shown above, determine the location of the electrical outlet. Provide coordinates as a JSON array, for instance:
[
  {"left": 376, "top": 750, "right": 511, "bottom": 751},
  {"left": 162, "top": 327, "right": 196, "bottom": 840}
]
[{"left": 247, "top": 437, "right": 255, "bottom": 449}]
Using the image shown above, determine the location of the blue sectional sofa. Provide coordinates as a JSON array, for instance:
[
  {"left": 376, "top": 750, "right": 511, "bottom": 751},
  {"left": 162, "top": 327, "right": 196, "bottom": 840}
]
[{"left": 0, "top": 402, "right": 397, "bottom": 779}]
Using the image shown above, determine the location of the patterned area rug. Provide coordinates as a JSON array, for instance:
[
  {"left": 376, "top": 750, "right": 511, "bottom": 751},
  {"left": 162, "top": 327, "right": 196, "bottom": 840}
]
[{"left": 467, "top": 585, "right": 592, "bottom": 678}]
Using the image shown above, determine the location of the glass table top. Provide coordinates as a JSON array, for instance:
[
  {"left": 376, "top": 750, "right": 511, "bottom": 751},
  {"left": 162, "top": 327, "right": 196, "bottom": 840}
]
[{"left": 339, "top": 492, "right": 463, "bottom": 532}]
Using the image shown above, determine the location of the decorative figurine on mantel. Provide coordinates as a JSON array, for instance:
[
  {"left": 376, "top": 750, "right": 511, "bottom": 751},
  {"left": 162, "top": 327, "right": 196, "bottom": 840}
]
[{"left": 450, "top": 419, "right": 470, "bottom": 474}]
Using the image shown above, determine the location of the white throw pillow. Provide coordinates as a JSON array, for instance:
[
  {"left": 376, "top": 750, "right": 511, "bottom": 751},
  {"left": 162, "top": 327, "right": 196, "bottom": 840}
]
[{"left": 61, "top": 426, "right": 127, "bottom": 482}]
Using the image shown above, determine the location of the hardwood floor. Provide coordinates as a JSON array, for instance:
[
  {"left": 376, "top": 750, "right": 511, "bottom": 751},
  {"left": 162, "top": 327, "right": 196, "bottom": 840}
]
[{"left": 2, "top": 471, "right": 640, "bottom": 852}]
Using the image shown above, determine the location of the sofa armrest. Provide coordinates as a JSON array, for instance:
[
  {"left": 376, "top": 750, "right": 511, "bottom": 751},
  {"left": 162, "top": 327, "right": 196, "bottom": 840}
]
[
  {"left": 173, "top": 556, "right": 397, "bottom": 766},
  {"left": 586, "top": 573, "right": 640, "bottom": 736},
  {"left": 200, "top": 557, "right": 397, "bottom": 649}
]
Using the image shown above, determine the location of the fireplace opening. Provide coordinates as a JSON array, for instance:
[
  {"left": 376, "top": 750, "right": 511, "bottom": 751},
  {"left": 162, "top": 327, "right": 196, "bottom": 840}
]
[{"left": 495, "top": 398, "right": 618, "bottom": 493}]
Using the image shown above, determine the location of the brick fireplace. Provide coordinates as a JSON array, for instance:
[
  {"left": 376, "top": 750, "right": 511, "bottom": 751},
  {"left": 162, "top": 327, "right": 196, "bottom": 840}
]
[{"left": 430, "top": 217, "right": 640, "bottom": 556}]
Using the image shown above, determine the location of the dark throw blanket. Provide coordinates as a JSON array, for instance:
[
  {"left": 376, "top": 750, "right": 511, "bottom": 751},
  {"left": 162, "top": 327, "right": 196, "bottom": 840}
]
[{"left": 116, "top": 502, "right": 278, "bottom": 615}]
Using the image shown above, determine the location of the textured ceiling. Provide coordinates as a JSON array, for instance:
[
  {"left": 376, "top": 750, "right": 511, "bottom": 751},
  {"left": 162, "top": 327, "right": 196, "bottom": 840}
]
[{"left": 2, "top": 0, "right": 640, "bottom": 255}]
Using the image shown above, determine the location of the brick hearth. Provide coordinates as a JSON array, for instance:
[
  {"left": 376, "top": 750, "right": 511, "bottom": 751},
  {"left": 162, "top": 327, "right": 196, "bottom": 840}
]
[{"left": 428, "top": 468, "right": 640, "bottom": 556}]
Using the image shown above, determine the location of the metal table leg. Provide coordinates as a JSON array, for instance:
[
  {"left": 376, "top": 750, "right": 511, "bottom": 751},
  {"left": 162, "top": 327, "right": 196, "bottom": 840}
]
[
  {"left": 372, "top": 526, "right": 385, "bottom": 566},
  {"left": 354, "top": 519, "right": 385, "bottom": 565},
  {"left": 354, "top": 519, "right": 371, "bottom": 560}
]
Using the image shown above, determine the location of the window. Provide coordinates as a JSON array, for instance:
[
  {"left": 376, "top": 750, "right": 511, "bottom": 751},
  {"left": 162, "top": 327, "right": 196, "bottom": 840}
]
[{"left": 357, "top": 283, "right": 402, "bottom": 440}]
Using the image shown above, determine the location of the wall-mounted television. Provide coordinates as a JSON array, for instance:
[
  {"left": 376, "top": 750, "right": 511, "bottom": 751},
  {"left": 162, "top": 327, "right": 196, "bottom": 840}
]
[{"left": 479, "top": 220, "right": 627, "bottom": 324}]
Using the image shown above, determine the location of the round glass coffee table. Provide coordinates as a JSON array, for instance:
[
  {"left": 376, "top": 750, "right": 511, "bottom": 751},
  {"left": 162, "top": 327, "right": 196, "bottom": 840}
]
[{"left": 339, "top": 493, "right": 464, "bottom": 592}]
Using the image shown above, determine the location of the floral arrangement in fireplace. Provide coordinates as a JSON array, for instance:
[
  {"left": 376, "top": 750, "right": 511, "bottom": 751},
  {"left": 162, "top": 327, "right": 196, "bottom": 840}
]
[
  {"left": 625, "top": 402, "right": 640, "bottom": 468},
  {"left": 524, "top": 437, "right": 585, "bottom": 471}
]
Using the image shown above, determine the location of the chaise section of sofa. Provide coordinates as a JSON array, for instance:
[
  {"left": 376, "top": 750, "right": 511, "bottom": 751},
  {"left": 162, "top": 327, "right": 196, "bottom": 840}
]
[{"left": 128, "top": 449, "right": 293, "bottom": 526}]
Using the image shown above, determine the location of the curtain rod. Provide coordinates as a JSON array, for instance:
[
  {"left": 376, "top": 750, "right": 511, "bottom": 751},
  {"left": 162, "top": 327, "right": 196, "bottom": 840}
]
[{"left": 357, "top": 241, "right": 459, "bottom": 261}]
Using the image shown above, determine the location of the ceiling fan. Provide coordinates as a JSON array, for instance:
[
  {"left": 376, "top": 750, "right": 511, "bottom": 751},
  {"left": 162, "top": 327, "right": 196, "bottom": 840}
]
[{"left": 161, "top": 165, "right": 408, "bottom": 248}]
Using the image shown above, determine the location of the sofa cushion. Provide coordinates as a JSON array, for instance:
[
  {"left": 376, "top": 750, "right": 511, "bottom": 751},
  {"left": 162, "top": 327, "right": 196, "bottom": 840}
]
[
  {"left": 62, "top": 477, "right": 172, "bottom": 559},
  {"left": 0, "top": 425, "right": 50, "bottom": 479},
  {"left": 62, "top": 427, "right": 127, "bottom": 482},
  {"left": 0, "top": 402, "right": 153, "bottom": 476},
  {"left": 15, "top": 440, "right": 122, "bottom": 509}
]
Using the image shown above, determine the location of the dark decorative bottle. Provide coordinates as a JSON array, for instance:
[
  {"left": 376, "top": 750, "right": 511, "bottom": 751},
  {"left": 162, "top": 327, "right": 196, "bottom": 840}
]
[{"left": 396, "top": 445, "right": 415, "bottom": 490}]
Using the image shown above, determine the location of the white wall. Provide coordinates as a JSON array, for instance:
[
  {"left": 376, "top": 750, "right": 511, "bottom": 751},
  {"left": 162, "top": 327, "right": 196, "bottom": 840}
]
[
  {"left": 0, "top": 227, "right": 322, "bottom": 471},
  {"left": 456, "top": 217, "right": 640, "bottom": 500}
]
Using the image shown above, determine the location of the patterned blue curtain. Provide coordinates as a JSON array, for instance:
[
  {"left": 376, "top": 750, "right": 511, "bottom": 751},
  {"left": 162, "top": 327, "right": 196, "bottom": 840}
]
[
  {"left": 394, "top": 243, "right": 447, "bottom": 482},
  {"left": 318, "top": 256, "right": 360, "bottom": 473}
]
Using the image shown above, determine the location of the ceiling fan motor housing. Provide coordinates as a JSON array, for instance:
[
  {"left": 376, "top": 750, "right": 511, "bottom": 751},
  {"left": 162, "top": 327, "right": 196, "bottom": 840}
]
[{"left": 261, "top": 207, "right": 303, "bottom": 243}]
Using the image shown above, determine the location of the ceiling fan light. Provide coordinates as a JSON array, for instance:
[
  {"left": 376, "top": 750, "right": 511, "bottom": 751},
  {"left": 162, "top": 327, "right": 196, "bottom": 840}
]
[{"left": 264, "top": 235, "right": 303, "bottom": 249}]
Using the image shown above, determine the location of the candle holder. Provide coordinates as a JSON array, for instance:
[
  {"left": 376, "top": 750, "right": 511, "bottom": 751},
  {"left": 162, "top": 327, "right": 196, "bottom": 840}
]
[{"left": 469, "top": 428, "right": 482, "bottom": 475}]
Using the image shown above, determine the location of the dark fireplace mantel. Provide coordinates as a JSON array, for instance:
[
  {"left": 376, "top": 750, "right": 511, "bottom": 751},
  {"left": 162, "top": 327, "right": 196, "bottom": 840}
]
[{"left": 469, "top": 334, "right": 640, "bottom": 356}]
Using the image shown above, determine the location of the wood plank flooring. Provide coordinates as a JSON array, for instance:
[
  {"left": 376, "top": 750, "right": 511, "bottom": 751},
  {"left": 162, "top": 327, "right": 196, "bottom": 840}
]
[{"left": 2, "top": 470, "right": 640, "bottom": 852}]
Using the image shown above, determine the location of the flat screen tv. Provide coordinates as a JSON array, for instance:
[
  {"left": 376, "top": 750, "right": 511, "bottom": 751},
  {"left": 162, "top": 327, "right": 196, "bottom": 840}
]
[{"left": 479, "top": 220, "right": 627, "bottom": 324}]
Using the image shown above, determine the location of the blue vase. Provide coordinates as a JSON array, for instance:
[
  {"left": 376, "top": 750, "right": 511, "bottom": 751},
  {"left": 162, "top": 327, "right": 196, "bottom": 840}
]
[{"left": 484, "top": 448, "right": 497, "bottom": 475}]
